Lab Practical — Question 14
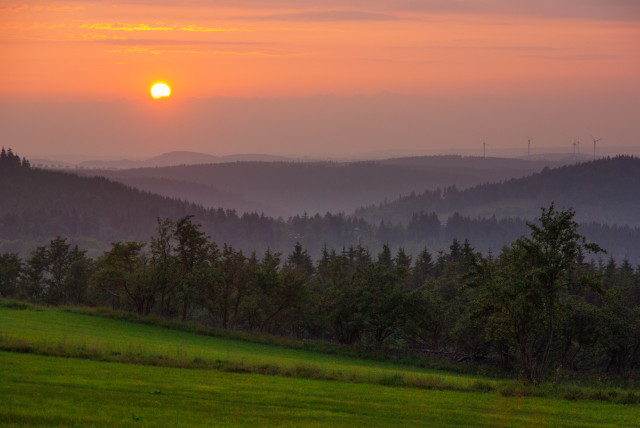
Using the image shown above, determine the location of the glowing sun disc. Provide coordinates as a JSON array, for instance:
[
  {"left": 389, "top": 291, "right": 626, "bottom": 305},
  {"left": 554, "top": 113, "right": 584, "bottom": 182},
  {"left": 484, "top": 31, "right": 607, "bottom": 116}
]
[{"left": 151, "top": 83, "right": 171, "bottom": 99}]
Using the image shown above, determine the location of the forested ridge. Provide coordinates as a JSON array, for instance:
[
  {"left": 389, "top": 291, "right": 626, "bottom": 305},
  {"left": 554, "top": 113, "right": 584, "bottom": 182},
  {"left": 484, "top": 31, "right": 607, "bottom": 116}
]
[
  {"left": 0, "top": 153, "right": 284, "bottom": 256},
  {"left": 85, "top": 155, "right": 553, "bottom": 216},
  {"left": 2, "top": 149, "right": 640, "bottom": 263},
  {"left": 111, "top": 176, "right": 287, "bottom": 218},
  {"left": 356, "top": 156, "right": 640, "bottom": 227}
]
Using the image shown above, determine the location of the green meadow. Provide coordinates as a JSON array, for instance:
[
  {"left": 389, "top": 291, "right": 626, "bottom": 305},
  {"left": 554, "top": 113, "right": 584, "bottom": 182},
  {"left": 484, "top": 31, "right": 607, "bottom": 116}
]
[
  {"left": 3, "top": 351, "right": 639, "bottom": 428},
  {"left": 0, "top": 305, "right": 493, "bottom": 390},
  {"left": 1, "top": 304, "right": 638, "bottom": 427}
]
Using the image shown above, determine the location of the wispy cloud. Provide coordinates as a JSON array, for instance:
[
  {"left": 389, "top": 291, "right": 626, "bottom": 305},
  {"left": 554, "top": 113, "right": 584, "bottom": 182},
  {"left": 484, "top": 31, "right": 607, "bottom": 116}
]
[
  {"left": 78, "top": 23, "right": 248, "bottom": 32},
  {"left": 52, "top": 1, "right": 638, "bottom": 22},
  {"left": 359, "top": 57, "right": 436, "bottom": 64},
  {"left": 521, "top": 53, "right": 620, "bottom": 61},
  {"left": 423, "top": 43, "right": 558, "bottom": 52},
  {"left": 0, "top": 5, "right": 28, "bottom": 13},
  {"left": 105, "top": 46, "right": 299, "bottom": 57},
  {"left": 46, "top": 5, "right": 85, "bottom": 12},
  {"left": 348, "top": 0, "right": 640, "bottom": 22},
  {"left": 181, "top": 25, "right": 249, "bottom": 32},
  {"left": 80, "top": 23, "right": 175, "bottom": 31},
  {"left": 245, "top": 10, "right": 405, "bottom": 22},
  {"left": 0, "top": 22, "right": 40, "bottom": 31},
  {"left": 107, "top": 47, "right": 149, "bottom": 54},
  {"left": 75, "top": 33, "right": 110, "bottom": 41},
  {"left": 4, "top": 33, "right": 112, "bottom": 42},
  {"left": 202, "top": 50, "right": 304, "bottom": 57},
  {"left": 95, "top": 38, "right": 267, "bottom": 47},
  {"left": 489, "top": 45, "right": 556, "bottom": 52},
  {"left": 0, "top": 4, "right": 86, "bottom": 13}
]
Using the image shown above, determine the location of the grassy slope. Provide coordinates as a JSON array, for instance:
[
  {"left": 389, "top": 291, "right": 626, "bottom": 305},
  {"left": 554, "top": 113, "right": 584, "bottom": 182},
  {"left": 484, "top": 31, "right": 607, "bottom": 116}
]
[
  {"left": 0, "top": 306, "right": 486, "bottom": 389},
  {"left": 2, "top": 351, "right": 638, "bottom": 428},
  {"left": 1, "top": 305, "right": 639, "bottom": 427}
]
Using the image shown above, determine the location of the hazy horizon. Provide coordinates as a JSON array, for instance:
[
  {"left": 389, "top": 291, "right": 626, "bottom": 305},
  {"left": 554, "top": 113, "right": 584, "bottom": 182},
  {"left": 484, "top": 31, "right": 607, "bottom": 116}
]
[
  {"left": 2, "top": 1, "right": 638, "bottom": 159},
  {"left": 3, "top": 92, "right": 639, "bottom": 160},
  {"left": 20, "top": 145, "right": 640, "bottom": 165}
]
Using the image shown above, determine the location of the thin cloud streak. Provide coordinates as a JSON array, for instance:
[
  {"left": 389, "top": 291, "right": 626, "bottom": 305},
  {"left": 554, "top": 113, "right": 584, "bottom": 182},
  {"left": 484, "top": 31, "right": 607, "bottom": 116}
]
[
  {"left": 358, "top": 57, "right": 437, "bottom": 64},
  {"left": 35, "top": 0, "right": 639, "bottom": 22},
  {"left": 427, "top": 44, "right": 558, "bottom": 52},
  {"left": 79, "top": 23, "right": 247, "bottom": 32},
  {"left": 181, "top": 25, "right": 250, "bottom": 32},
  {"left": 46, "top": 5, "right": 86, "bottom": 12},
  {"left": 238, "top": 10, "right": 407, "bottom": 22},
  {"left": 0, "top": 4, "right": 85, "bottom": 13},
  {"left": 80, "top": 23, "right": 174, "bottom": 31},
  {"left": 521, "top": 54, "right": 621, "bottom": 61},
  {"left": 95, "top": 39, "right": 268, "bottom": 47},
  {"left": 0, "top": 5, "right": 29, "bottom": 13},
  {"left": 105, "top": 47, "right": 301, "bottom": 57}
]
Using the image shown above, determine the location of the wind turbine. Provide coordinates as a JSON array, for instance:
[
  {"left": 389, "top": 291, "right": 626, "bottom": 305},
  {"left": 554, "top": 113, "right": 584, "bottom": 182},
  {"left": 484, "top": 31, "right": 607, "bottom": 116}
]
[
  {"left": 591, "top": 135, "right": 602, "bottom": 159},
  {"left": 527, "top": 138, "right": 533, "bottom": 158},
  {"left": 482, "top": 140, "right": 488, "bottom": 158}
]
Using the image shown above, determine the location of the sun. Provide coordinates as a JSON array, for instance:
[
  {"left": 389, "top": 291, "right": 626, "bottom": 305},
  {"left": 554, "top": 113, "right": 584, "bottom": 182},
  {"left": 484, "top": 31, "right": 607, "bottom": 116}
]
[{"left": 150, "top": 83, "right": 171, "bottom": 99}]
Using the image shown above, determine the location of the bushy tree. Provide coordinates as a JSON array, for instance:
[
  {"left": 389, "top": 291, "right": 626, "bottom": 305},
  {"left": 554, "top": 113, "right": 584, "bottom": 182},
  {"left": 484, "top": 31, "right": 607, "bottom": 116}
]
[
  {"left": 201, "top": 244, "right": 247, "bottom": 329},
  {"left": 471, "top": 204, "right": 602, "bottom": 382},
  {"left": 91, "top": 241, "right": 152, "bottom": 314},
  {"left": 18, "top": 237, "right": 92, "bottom": 305},
  {"left": 173, "top": 215, "right": 212, "bottom": 321}
]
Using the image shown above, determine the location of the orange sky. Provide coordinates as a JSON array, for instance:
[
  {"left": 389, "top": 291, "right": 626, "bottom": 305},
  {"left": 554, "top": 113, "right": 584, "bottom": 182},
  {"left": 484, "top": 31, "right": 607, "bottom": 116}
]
[{"left": 1, "top": 1, "right": 639, "bottom": 157}]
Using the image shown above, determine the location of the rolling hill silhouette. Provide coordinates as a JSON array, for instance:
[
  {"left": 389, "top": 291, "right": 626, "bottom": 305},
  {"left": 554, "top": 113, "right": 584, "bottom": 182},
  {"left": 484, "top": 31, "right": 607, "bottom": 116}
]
[{"left": 356, "top": 156, "right": 640, "bottom": 227}]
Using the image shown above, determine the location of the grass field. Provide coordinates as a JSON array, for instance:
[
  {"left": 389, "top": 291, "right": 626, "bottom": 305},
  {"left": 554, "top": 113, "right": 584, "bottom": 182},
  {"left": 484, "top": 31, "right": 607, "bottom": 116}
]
[
  {"left": 1, "top": 304, "right": 639, "bottom": 427},
  {"left": 2, "top": 351, "right": 639, "bottom": 427},
  {"left": 0, "top": 305, "right": 493, "bottom": 390}
]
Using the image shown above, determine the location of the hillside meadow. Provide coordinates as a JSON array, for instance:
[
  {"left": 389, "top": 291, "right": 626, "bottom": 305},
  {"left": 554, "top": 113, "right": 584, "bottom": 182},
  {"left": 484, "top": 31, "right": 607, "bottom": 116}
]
[
  {"left": 2, "top": 351, "right": 638, "bottom": 428},
  {"left": 1, "top": 303, "right": 639, "bottom": 427},
  {"left": 0, "top": 304, "right": 492, "bottom": 391}
]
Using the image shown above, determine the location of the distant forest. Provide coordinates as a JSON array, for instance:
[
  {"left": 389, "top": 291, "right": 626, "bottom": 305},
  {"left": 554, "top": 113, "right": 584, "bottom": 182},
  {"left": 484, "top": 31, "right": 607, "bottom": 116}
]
[
  {"left": 84, "top": 155, "right": 554, "bottom": 216},
  {"left": 2, "top": 149, "right": 640, "bottom": 264},
  {"left": 357, "top": 156, "right": 640, "bottom": 227}
]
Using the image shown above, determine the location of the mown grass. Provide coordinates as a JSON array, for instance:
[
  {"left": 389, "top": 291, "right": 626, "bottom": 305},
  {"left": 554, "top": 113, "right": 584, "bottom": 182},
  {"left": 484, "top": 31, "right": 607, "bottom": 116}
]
[{"left": 2, "top": 351, "right": 639, "bottom": 428}]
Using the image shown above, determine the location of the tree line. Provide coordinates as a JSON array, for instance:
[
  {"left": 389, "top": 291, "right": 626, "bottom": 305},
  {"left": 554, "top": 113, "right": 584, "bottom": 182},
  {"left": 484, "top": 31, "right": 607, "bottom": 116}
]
[
  {"left": 0, "top": 147, "right": 30, "bottom": 169},
  {"left": 1, "top": 205, "right": 638, "bottom": 382}
]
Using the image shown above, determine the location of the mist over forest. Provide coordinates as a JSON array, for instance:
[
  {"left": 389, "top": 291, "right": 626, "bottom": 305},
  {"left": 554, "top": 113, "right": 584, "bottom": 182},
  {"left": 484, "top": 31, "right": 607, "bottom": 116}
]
[
  {"left": 81, "top": 155, "right": 575, "bottom": 217},
  {"left": 2, "top": 149, "right": 640, "bottom": 264}
]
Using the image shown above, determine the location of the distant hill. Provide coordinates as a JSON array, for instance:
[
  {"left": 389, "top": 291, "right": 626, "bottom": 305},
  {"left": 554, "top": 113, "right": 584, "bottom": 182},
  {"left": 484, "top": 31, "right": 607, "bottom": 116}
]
[
  {"left": 0, "top": 164, "right": 290, "bottom": 257},
  {"left": 83, "top": 155, "right": 567, "bottom": 216},
  {"left": 113, "top": 176, "right": 288, "bottom": 218},
  {"left": 2, "top": 154, "right": 640, "bottom": 263},
  {"left": 515, "top": 153, "right": 595, "bottom": 163},
  {"left": 376, "top": 155, "right": 567, "bottom": 170},
  {"left": 356, "top": 156, "right": 640, "bottom": 227},
  {"left": 76, "top": 151, "right": 293, "bottom": 169}
]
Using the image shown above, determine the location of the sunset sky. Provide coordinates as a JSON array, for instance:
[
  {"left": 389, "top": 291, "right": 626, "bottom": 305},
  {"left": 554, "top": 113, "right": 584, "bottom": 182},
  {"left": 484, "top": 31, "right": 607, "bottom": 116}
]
[{"left": 1, "top": 1, "right": 639, "bottom": 158}]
